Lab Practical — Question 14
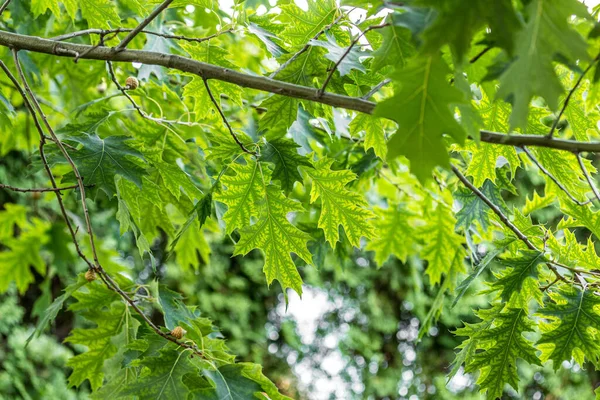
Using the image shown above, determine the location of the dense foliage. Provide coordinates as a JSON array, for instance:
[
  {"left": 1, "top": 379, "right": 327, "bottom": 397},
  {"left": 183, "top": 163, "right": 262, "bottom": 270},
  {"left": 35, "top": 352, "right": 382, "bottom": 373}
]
[{"left": 4, "top": 0, "right": 600, "bottom": 398}]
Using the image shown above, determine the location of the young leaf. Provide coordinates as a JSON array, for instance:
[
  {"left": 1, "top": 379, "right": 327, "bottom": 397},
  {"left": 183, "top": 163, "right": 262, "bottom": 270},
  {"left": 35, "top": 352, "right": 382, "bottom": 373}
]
[
  {"left": 235, "top": 184, "right": 312, "bottom": 296},
  {"left": 214, "top": 158, "right": 264, "bottom": 234},
  {"left": 366, "top": 204, "right": 417, "bottom": 267},
  {"left": 302, "top": 158, "right": 375, "bottom": 247}
]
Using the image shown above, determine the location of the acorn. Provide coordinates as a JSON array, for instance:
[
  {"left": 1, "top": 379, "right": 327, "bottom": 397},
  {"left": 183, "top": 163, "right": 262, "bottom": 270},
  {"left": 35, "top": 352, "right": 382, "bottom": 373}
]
[
  {"left": 170, "top": 326, "right": 186, "bottom": 339},
  {"left": 125, "top": 76, "right": 139, "bottom": 90},
  {"left": 85, "top": 269, "right": 96, "bottom": 282}
]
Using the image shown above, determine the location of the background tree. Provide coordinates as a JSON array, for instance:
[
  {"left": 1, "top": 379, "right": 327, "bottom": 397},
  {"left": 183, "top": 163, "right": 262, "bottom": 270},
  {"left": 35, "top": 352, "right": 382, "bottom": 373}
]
[{"left": 3, "top": 0, "right": 600, "bottom": 399}]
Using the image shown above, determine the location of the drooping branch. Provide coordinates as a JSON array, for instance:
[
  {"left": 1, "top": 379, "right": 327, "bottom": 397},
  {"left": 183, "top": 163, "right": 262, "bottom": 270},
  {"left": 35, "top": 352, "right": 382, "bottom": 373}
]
[
  {"left": 0, "top": 58, "right": 95, "bottom": 270},
  {"left": 451, "top": 165, "right": 580, "bottom": 284},
  {"left": 4, "top": 51, "right": 209, "bottom": 360}
]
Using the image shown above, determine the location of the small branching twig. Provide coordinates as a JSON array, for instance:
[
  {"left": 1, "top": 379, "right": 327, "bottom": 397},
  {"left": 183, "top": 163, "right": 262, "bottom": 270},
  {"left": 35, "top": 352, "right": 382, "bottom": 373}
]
[
  {"left": 270, "top": 9, "right": 350, "bottom": 79},
  {"left": 202, "top": 78, "right": 257, "bottom": 156},
  {"left": 362, "top": 78, "right": 391, "bottom": 100},
  {"left": 547, "top": 54, "right": 600, "bottom": 138},
  {"left": 577, "top": 153, "right": 600, "bottom": 204},
  {"left": 451, "top": 165, "right": 572, "bottom": 286},
  {"left": 319, "top": 23, "right": 388, "bottom": 95},
  {"left": 52, "top": 27, "right": 233, "bottom": 44},
  {"left": 522, "top": 146, "right": 592, "bottom": 206},
  {"left": 114, "top": 0, "right": 174, "bottom": 52}
]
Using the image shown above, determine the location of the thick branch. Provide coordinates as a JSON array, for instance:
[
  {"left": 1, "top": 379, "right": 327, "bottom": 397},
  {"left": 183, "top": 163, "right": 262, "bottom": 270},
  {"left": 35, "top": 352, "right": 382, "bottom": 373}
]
[
  {"left": 0, "top": 30, "right": 375, "bottom": 114},
  {"left": 7, "top": 31, "right": 600, "bottom": 154}
]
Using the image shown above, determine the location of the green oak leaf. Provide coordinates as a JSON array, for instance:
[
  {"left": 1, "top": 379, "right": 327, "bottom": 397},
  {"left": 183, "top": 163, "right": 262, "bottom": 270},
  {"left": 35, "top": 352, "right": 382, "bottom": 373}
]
[
  {"left": 463, "top": 308, "right": 541, "bottom": 398},
  {"left": 489, "top": 250, "right": 545, "bottom": 308},
  {"left": 234, "top": 182, "right": 312, "bottom": 296},
  {"left": 260, "top": 138, "right": 312, "bottom": 193},
  {"left": 214, "top": 158, "right": 264, "bottom": 234},
  {"left": 302, "top": 158, "right": 375, "bottom": 247},
  {"left": 496, "top": 0, "right": 591, "bottom": 129},
  {"left": 66, "top": 301, "right": 131, "bottom": 391},
  {"left": 374, "top": 55, "right": 467, "bottom": 182},
  {"left": 417, "top": 0, "right": 520, "bottom": 60},
  {"left": 63, "top": 133, "right": 147, "bottom": 197},
  {"left": 349, "top": 113, "right": 387, "bottom": 159},
  {"left": 366, "top": 204, "right": 417, "bottom": 267},
  {"left": 419, "top": 203, "right": 464, "bottom": 286},
  {"left": 537, "top": 287, "right": 600, "bottom": 369}
]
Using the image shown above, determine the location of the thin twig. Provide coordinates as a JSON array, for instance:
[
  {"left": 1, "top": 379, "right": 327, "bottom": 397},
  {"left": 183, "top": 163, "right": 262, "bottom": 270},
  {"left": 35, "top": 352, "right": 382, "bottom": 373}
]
[
  {"left": 577, "top": 153, "right": 600, "bottom": 203},
  {"left": 451, "top": 165, "right": 571, "bottom": 285},
  {"left": 0, "top": 0, "right": 10, "bottom": 16},
  {"left": 319, "top": 23, "right": 388, "bottom": 95},
  {"left": 202, "top": 78, "right": 256, "bottom": 155},
  {"left": 469, "top": 46, "right": 491, "bottom": 64},
  {"left": 362, "top": 78, "right": 391, "bottom": 100},
  {"left": 52, "top": 27, "right": 233, "bottom": 44},
  {"left": 522, "top": 146, "right": 592, "bottom": 206},
  {"left": 115, "top": 0, "right": 174, "bottom": 51},
  {"left": 0, "top": 183, "right": 81, "bottom": 193},
  {"left": 547, "top": 54, "right": 600, "bottom": 138},
  {"left": 270, "top": 9, "right": 350, "bottom": 79},
  {"left": 106, "top": 60, "right": 196, "bottom": 126}
]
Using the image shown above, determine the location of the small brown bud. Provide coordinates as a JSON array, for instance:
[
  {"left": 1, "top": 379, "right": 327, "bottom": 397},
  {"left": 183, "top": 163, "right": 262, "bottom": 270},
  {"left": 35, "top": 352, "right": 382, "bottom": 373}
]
[
  {"left": 170, "top": 326, "right": 186, "bottom": 339},
  {"left": 125, "top": 76, "right": 139, "bottom": 90},
  {"left": 85, "top": 269, "right": 96, "bottom": 282}
]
